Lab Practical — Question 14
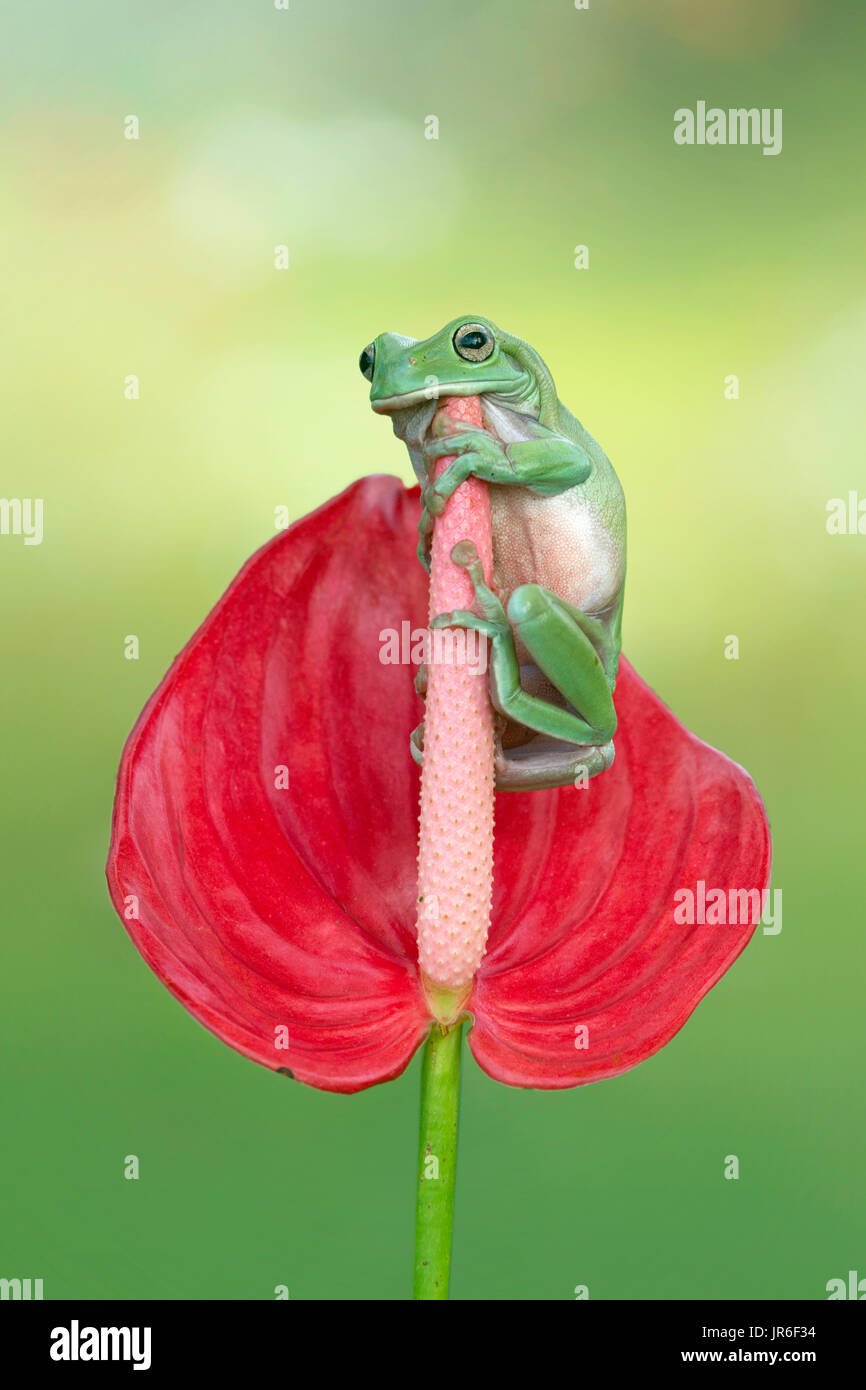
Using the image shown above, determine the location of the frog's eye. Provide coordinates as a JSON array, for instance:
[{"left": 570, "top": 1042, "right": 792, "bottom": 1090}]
[
  {"left": 359, "top": 343, "right": 376, "bottom": 381},
  {"left": 453, "top": 323, "right": 495, "bottom": 362}
]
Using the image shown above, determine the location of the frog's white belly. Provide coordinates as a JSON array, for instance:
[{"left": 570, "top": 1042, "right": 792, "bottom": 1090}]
[{"left": 489, "top": 485, "right": 621, "bottom": 617}]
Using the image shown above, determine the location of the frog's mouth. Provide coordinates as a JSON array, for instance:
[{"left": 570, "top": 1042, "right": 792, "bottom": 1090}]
[{"left": 371, "top": 380, "right": 516, "bottom": 413}]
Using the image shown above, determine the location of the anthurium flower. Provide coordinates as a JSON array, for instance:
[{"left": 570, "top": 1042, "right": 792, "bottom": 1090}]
[{"left": 106, "top": 473, "right": 770, "bottom": 1094}]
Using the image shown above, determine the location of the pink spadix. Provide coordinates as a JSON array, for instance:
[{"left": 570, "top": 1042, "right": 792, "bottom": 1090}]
[{"left": 416, "top": 396, "right": 496, "bottom": 1021}]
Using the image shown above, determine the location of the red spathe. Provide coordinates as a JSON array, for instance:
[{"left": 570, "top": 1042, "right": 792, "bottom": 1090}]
[{"left": 106, "top": 475, "right": 771, "bottom": 1093}]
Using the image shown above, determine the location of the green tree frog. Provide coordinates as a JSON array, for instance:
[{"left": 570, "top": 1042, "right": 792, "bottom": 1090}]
[{"left": 360, "top": 316, "right": 625, "bottom": 791}]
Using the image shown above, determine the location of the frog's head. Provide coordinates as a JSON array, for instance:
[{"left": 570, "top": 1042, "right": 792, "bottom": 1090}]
[
  {"left": 360, "top": 316, "right": 559, "bottom": 433},
  {"left": 360, "top": 317, "right": 562, "bottom": 482}
]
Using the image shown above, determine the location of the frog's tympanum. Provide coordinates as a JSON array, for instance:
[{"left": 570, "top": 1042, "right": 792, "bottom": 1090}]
[{"left": 361, "top": 316, "right": 624, "bottom": 791}]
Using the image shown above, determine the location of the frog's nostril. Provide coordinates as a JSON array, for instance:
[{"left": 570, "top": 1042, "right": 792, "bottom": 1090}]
[{"left": 359, "top": 344, "right": 376, "bottom": 381}]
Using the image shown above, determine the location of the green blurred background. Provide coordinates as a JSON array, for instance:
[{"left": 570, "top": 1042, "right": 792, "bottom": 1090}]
[{"left": 2, "top": 0, "right": 864, "bottom": 1300}]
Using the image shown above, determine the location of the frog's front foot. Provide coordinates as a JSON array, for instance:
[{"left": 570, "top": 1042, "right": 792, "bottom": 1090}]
[
  {"left": 415, "top": 436, "right": 502, "bottom": 569},
  {"left": 422, "top": 429, "right": 511, "bottom": 517}
]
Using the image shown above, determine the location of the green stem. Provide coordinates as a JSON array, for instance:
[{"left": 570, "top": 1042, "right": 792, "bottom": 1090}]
[{"left": 413, "top": 1019, "right": 464, "bottom": 1300}]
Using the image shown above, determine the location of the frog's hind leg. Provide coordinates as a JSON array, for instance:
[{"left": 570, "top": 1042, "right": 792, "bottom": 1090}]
[
  {"left": 431, "top": 549, "right": 616, "bottom": 748},
  {"left": 428, "top": 545, "right": 618, "bottom": 789},
  {"left": 498, "top": 584, "right": 617, "bottom": 746}
]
